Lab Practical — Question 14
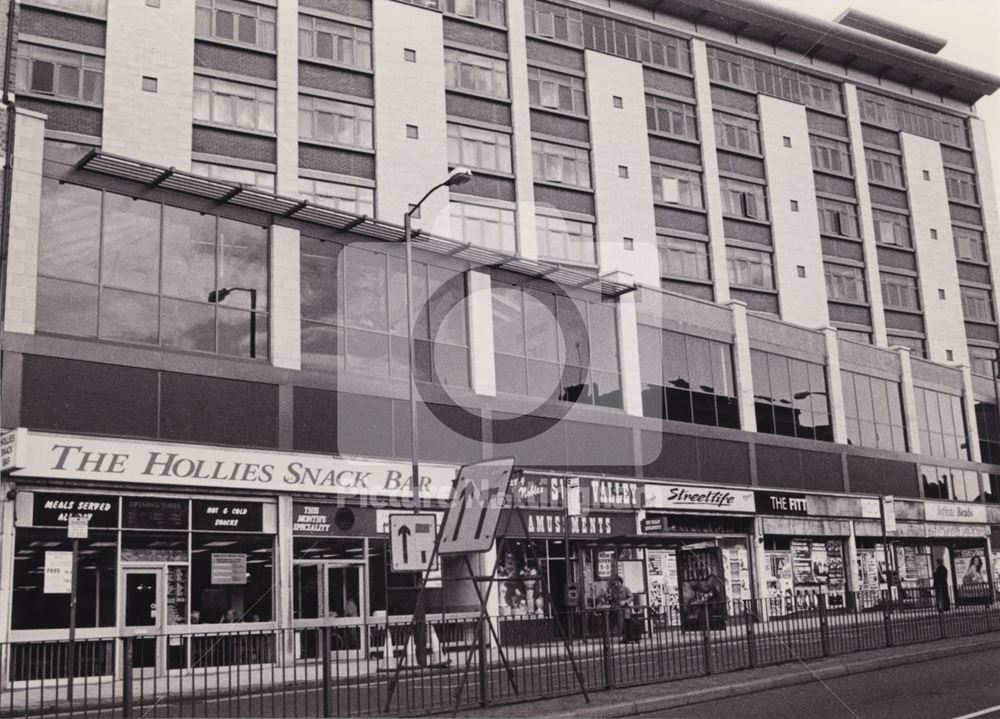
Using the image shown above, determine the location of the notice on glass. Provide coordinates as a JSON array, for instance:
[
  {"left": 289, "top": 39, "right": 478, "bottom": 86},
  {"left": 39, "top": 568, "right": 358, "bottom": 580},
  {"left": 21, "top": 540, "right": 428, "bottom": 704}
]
[
  {"left": 43, "top": 551, "right": 73, "bottom": 594},
  {"left": 210, "top": 553, "right": 247, "bottom": 585}
]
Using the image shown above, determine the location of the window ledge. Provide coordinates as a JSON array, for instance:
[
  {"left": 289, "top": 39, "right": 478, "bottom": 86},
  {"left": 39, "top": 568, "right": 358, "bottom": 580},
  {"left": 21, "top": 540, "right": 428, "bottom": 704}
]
[
  {"left": 883, "top": 306, "right": 923, "bottom": 316},
  {"left": 874, "top": 242, "right": 915, "bottom": 253},
  {"left": 18, "top": 91, "right": 102, "bottom": 111},
  {"left": 715, "top": 145, "right": 764, "bottom": 161},
  {"left": 445, "top": 87, "right": 511, "bottom": 105},
  {"left": 721, "top": 213, "right": 770, "bottom": 227},
  {"left": 528, "top": 105, "right": 589, "bottom": 122},
  {"left": 654, "top": 201, "right": 706, "bottom": 214},
  {"left": 812, "top": 167, "right": 856, "bottom": 181},
  {"left": 21, "top": 1, "right": 105, "bottom": 21},
  {"left": 195, "top": 35, "right": 278, "bottom": 58},
  {"left": 827, "top": 298, "right": 870, "bottom": 308},
  {"left": 442, "top": 11, "right": 507, "bottom": 32},
  {"left": 532, "top": 179, "right": 594, "bottom": 194},
  {"left": 298, "top": 56, "right": 374, "bottom": 76},
  {"left": 730, "top": 285, "right": 777, "bottom": 295},
  {"left": 648, "top": 130, "right": 700, "bottom": 146},
  {"left": 297, "top": 137, "right": 374, "bottom": 155},
  {"left": 193, "top": 120, "right": 276, "bottom": 139},
  {"left": 661, "top": 274, "right": 713, "bottom": 286},
  {"left": 867, "top": 178, "right": 907, "bottom": 192}
]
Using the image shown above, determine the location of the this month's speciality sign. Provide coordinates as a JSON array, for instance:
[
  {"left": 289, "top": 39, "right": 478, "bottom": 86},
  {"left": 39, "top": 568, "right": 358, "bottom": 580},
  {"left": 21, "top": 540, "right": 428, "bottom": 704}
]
[
  {"left": 438, "top": 458, "right": 516, "bottom": 555},
  {"left": 389, "top": 513, "right": 437, "bottom": 572}
]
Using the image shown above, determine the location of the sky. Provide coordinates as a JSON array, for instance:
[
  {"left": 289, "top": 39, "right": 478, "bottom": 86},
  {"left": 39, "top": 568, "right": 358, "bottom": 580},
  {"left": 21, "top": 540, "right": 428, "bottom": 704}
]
[{"left": 771, "top": 0, "right": 1000, "bottom": 193}]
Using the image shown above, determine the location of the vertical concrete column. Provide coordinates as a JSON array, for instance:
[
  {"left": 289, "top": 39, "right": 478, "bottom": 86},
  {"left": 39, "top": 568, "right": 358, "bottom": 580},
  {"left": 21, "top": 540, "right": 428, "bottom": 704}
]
[
  {"left": 690, "top": 39, "right": 729, "bottom": 303},
  {"left": 505, "top": 0, "right": 539, "bottom": 260},
  {"left": 843, "top": 84, "right": 887, "bottom": 346},
  {"left": 270, "top": 225, "right": 301, "bottom": 370},
  {"left": 0, "top": 480, "right": 15, "bottom": 650},
  {"left": 751, "top": 517, "right": 770, "bottom": 621},
  {"left": 617, "top": 290, "right": 643, "bottom": 417},
  {"left": 274, "top": 0, "right": 300, "bottom": 194},
  {"left": 896, "top": 346, "right": 921, "bottom": 454},
  {"left": 3, "top": 108, "right": 46, "bottom": 335},
  {"left": 276, "top": 495, "right": 294, "bottom": 660},
  {"left": 467, "top": 270, "right": 496, "bottom": 397},
  {"left": 823, "top": 327, "right": 848, "bottom": 444},
  {"left": 959, "top": 365, "right": 982, "bottom": 462},
  {"left": 845, "top": 522, "right": 860, "bottom": 593},
  {"left": 968, "top": 118, "right": 1000, "bottom": 334},
  {"left": 726, "top": 300, "right": 757, "bottom": 432}
]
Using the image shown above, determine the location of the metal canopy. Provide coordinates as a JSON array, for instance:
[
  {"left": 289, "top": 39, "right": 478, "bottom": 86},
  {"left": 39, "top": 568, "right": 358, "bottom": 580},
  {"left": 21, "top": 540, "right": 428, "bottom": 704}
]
[{"left": 77, "top": 150, "right": 634, "bottom": 298}]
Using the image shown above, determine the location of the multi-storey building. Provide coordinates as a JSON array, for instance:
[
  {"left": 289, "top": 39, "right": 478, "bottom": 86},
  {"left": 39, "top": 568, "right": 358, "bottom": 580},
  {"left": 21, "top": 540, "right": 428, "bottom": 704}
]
[{"left": 1, "top": 0, "right": 1000, "bottom": 672}]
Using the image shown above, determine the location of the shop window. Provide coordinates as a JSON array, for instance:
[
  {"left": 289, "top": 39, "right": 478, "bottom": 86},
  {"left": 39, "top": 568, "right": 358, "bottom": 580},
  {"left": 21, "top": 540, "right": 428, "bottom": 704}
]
[
  {"left": 751, "top": 350, "right": 832, "bottom": 441},
  {"left": 841, "top": 370, "right": 907, "bottom": 452},
  {"left": 914, "top": 386, "right": 969, "bottom": 461},
  {"left": 638, "top": 326, "right": 739, "bottom": 428},
  {"left": 191, "top": 533, "right": 273, "bottom": 623}
]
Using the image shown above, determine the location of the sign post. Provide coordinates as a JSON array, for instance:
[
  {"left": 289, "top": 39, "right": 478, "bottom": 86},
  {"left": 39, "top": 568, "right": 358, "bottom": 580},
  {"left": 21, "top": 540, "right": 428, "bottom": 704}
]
[{"left": 66, "top": 516, "right": 88, "bottom": 703}]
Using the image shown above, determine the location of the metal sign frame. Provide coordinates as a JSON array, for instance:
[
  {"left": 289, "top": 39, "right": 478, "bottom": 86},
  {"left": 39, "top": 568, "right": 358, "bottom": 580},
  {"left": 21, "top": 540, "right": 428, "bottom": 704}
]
[{"left": 389, "top": 513, "right": 438, "bottom": 572}]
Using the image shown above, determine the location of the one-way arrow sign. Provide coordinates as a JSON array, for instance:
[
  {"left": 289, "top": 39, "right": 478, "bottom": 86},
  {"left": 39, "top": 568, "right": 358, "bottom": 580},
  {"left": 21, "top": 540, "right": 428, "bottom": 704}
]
[
  {"left": 389, "top": 514, "right": 437, "bottom": 572},
  {"left": 438, "top": 458, "right": 515, "bottom": 555}
]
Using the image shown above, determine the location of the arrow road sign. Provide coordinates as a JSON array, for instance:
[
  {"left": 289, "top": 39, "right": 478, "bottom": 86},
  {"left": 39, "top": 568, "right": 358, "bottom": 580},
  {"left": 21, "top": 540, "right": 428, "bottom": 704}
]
[
  {"left": 389, "top": 514, "right": 437, "bottom": 572},
  {"left": 438, "top": 458, "right": 516, "bottom": 555}
]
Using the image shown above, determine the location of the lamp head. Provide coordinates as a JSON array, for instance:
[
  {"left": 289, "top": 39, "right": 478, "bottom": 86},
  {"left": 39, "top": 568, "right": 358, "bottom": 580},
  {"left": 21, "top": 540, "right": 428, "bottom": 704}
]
[
  {"left": 208, "top": 288, "right": 232, "bottom": 303},
  {"left": 444, "top": 167, "right": 473, "bottom": 187}
]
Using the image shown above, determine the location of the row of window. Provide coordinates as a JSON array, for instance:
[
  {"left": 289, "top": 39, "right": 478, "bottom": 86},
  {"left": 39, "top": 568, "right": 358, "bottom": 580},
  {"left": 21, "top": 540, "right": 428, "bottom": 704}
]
[
  {"left": 810, "top": 135, "right": 852, "bottom": 176},
  {"left": 707, "top": 46, "right": 843, "bottom": 113},
  {"left": 858, "top": 89, "right": 969, "bottom": 148}
]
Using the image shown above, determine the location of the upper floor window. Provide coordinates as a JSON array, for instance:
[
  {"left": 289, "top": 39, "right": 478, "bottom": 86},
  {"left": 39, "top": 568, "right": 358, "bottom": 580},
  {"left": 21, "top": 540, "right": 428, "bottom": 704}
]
[
  {"left": 954, "top": 227, "right": 987, "bottom": 263},
  {"left": 659, "top": 236, "right": 710, "bottom": 282},
  {"left": 647, "top": 97, "right": 698, "bottom": 141},
  {"left": 921, "top": 466, "right": 983, "bottom": 502},
  {"left": 887, "top": 333, "right": 925, "bottom": 358},
  {"left": 873, "top": 209, "right": 911, "bottom": 248},
  {"left": 450, "top": 201, "right": 516, "bottom": 252},
  {"left": 447, "top": 123, "right": 512, "bottom": 174},
  {"left": 706, "top": 46, "right": 842, "bottom": 113},
  {"left": 524, "top": 0, "right": 584, "bottom": 45},
  {"left": 27, "top": 0, "right": 106, "bottom": 16},
  {"left": 751, "top": 349, "right": 832, "bottom": 442},
  {"left": 191, "top": 161, "right": 275, "bottom": 191},
  {"left": 841, "top": 370, "right": 907, "bottom": 452},
  {"left": 36, "top": 179, "right": 268, "bottom": 358},
  {"left": 638, "top": 326, "right": 739, "bottom": 428},
  {"left": 299, "top": 95, "right": 372, "bottom": 149},
  {"left": 536, "top": 214, "right": 596, "bottom": 265},
  {"left": 194, "top": 76, "right": 275, "bottom": 133},
  {"left": 444, "top": 49, "right": 508, "bottom": 99},
  {"left": 961, "top": 286, "right": 994, "bottom": 323},
  {"left": 297, "top": 178, "right": 374, "bottom": 216},
  {"left": 713, "top": 111, "right": 759, "bottom": 154},
  {"left": 727, "top": 246, "right": 774, "bottom": 290},
  {"left": 720, "top": 178, "right": 767, "bottom": 220},
  {"left": 810, "top": 135, "right": 851, "bottom": 175},
  {"left": 196, "top": 0, "right": 276, "bottom": 51},
  {"left": 945, "top": 168, "right": 978, "bottom": 204},
  {"left": 527, "top": 67, "right": 586, "bottom": 114},
  {"left": 857, "top": 89, "right": 969, "bottom": 147},
  {"left": 880, "top": 272, "right": 920, "bottom": 311},
  {"left": 865, "top": 148, "right": 904, "bottom": 188},
  {"left": 16, "top": 43, "right": 103, "bottom": 105},
  {"left": 532, "top": 140, "right": 591, "bottom": 189},
  {"left": 914, "top": 386, "right": 969, "bottom": 460},
  {"left": 298, "top": 15, "right": 372, "bottom": 71},
  {"left": 817, "top": 198, "right": 859, "bottom": 238},
  {"left": 824, "top": 262, "right": 866, "bottom": 303},
  {"left": 492, "top": 282, "right": 621, "bottom": 407},
  {"left": 970, "top": 346, "right": 999, "bottom": 378},
  {"left": 651, "top": 165, "right": 703, "bottom": 209},
  {"left": 443, "top": 0, "right": 506, "bottom": 27}
]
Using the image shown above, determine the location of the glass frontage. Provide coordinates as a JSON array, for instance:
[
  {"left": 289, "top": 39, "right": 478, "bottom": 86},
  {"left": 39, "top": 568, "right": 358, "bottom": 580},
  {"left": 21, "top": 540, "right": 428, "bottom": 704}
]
[
  {"left": 751, "top": 350, "right": 832, "bottom": 441},
  {"left": 841, "top": 370, "right": 907, "bottom": 452}
]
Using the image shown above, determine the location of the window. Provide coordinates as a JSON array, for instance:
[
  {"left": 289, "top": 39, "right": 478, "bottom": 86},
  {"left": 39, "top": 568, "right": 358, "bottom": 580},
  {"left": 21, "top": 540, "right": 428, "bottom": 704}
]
[
  {"left": 880, "top": 272, "right": 920, "bottom": 311},
  {"left": 527, "top": 67, "right": 586, "bottom": 114},
  {"left": 15, "top": 44, "right": 103, "bottom": 105},
  {"left": 447, "top": 123, "right": 512, "bottom": 174},
  {"left": 612, "top": 96, "right": 623, "bottom": 109},
  {"left": 638, "top": 327, "right": 739, "bottom": 428},
  {"left": 300, "top": 240, "right": 469, "bottom": 384},
  {"left": 726, "top": 246, "right": 774, "bottom": 290},
  {"left": 404, "top": 48, "right": 416, "bottom": 62},
  {"left": 532, "top": 140, "right": 591, "bottom": 189},
  {"left": 824, "top": 263, "right": 866, "bottom": 303},
  {"left": 297, "top": 178, "right": 374, "bottom": 216},
  {"left": 536, "top": 214, "right": 596, "bottom": 265},
  {"left": 810, "top": 135, "right": 851, "bottom": 175},
  {"left": 713, "top": 111, "right": 760, "bottom": 154},
  {"left": 406, "top": 124, "right": 419, "bottom": 139},
  {"left": 36, "top": 180, "right": 268, "bottom": 358},
  {"left": 450, "top": 201, "right": 516, "bottom": 252},
  {"left": 651, "top": 165, "right": 703, "bottom": 209},
  {"left": 954, "top": 227, "right": 986, "bottom": 262},
  {"left": 720, "top": 178, "right": 767, "bottom": 220},
  {"left": 191, "top": 161, "right": 275, "bottom": 191},
  {"left": 706, "top": 47, "right": 842, "bottom": 113},
  {"left": 298, "top": 15, "right": 372, "bottom": 70},
  {"left": 444, "top": 49, "right": 508, "bottom": 99},
  {"left": 872, "top": 209, "right": 911, "bottom": 248},
  {"left": 196, "top": 0, "right": 275, "bottom": 50},
  {"left": 659, "top": 237, "right": 710, "bottom": 281},
  {"left": 865, "top": 148, "right": 904, "bottom": 188},
  {"left": 887, "top": 334, "right": 925, "bottom": 357},
  {"left": 975, "top": 386, "right": 1000, "bottom": 464},
  {"left": 646, "top": 97, "right": 698, "bottom": 140},
  {"left": 194, "top": 76, "right": 274, "bottom": 132},
  {"left": 493, "top": 282, "right": 621, "bottom": 407},
  {"left": 142, "top": 76, "right": 158, "bottom": 92},
  {"left": 921, "top": 466, "right": 982, "bottom": 502},
  {"left": 857, "top": 89, "right": 968, "bottom": 147},
  {"left": 443, "top": 0, "right": 506, "bottom": 26},
  {"left": 26, "top": 0, "right": 107, "bottom": 14},
  {"left": 841, "top": 370, "right": 907, "bottom": 452},
  {"left": 524, "top": 0, "right": 584, "bottom": 45},
  {"left": 751, "top": 350, "right": 832, "bottom": 441},
  {"left": 945, "top": 168, "right": 978, "bottom": 204},
  {"left": 790, "top": 200, "right": 799, "bottom": 212},
  {"left": 914, "top": 386, "right": 969, "bottom": 460},
  {"left": 299, "top": 95, "right": 372, "bottom": 149},
  {"left": 961, "top": 286, "right": 994, "bottom": 323},
  {"left": 816, "top": 198, "right": 859, "bottom": 238},
  {"left": 970, "top": 346, "right": 998, "bottom": 378}
]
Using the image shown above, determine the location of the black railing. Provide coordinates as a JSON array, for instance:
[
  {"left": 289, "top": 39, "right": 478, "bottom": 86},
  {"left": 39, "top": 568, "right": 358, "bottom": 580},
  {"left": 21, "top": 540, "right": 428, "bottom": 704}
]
[{"left": 2, "top": 590, "right": 998, "bottom": 718}]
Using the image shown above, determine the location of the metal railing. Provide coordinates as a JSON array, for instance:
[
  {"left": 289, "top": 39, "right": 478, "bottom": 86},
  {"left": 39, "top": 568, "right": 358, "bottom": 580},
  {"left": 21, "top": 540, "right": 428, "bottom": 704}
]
[{"left": 1, "top": 589, "right": 998, "bottom": 718}]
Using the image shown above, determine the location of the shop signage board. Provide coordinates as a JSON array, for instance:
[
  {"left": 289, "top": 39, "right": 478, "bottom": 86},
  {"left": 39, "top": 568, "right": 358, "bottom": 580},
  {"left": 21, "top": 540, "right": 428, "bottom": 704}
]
[
  {"left": 0, "top": 428, "right": 27, "bottom": 472},
  {"left": 644, "top": 483, "right": 754, "bottom": 513},
  {"left": 43, "top": 551, "right": 73, "bottom": 594},
  {"left": 586, "top": 478, "right": 643, "bottom": 509},
  {"left": 389, "top": 514, "right": 437, "bottom": 572},
  {"left": 508, "top": 510, "right": 634, "bottom": 538},
  {"left": 924, "top": 501, "right": 987, "bottom": 524},
  {"left": 438, "top": 458, "right": 515, "bottom": 555},
  {"left": 192, "top": 500, "right": 263, "bottom": 531},
  {"left": 509, "top": 473, "right": 643, "bottom": 510},
  {"left": 28, "top": 493, "right": 119, "bottom": 528},
  {"left": 9, "top": 430, "right": 458, "bottom": 501},
  {"left": 67, "top": 516, "right": 89, "bottom": 539},
  {"left": 123, "top": 497, "right": 188, "bottom": 530},
  {"left": 755, "top": 491, "right": 808, "bottom": 516},
  {"left": 210, "top": 553, "right": 247, "bottom": 585},
  {"left": 860, "top": 498, "right": 881, "bottom": 519}
]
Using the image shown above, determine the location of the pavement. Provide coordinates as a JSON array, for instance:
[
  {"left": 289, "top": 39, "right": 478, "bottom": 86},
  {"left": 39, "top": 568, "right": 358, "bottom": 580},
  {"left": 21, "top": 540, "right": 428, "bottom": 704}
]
[{"left": 452, "top": 633, "right": 1000, "bottom": 718}]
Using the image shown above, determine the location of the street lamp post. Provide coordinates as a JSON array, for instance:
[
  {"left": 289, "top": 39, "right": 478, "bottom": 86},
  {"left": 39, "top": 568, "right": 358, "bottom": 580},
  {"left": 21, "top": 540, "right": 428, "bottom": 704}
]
[
  {"left": 208, "top": 286, "right": 258, "bottom": 358},
  {"left": 403, "top": 167, "right": 473, "bottom": 514}
]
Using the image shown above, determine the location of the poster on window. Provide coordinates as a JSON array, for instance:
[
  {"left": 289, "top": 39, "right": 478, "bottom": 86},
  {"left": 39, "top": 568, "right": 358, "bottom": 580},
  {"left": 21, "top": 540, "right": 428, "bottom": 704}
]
[
  {"left": 595, "top": 550, "right": 615, "bottom": 581},
  {"left": 678, "top": 547, "right": 727, "bottom": 630},
  {"left": 954, "top": 548, "right": 988, "bottom": 588},
  {"left": 211, "top": 553, "right": 248, "bottom": 585},
  {"left": 810, "top": 542, "right": 829, "bottom": 585},
  {"left": 792, "top": 540, "right": 815, "bottom": 584},
  {"left": 825, "top": 541, "right": 846, "bottom": 608},
  {"left": 765, "top": 551, "right": 794, "bottom": 616},
  {"left": 723, "top": 546, "right": 751, "bottom": 603}
]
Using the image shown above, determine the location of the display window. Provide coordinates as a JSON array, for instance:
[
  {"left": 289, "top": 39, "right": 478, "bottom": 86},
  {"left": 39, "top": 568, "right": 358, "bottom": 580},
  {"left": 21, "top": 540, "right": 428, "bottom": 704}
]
[
  {"left": 190, "top": 533, "right": 273, "bottom": 623},
  {"left": 765, "top": 537, "right": 847, "bottom": 614}
]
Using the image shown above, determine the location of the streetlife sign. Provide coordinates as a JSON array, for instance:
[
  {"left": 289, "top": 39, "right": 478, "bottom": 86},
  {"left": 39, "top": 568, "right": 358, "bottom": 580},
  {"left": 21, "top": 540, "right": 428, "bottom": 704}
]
[
  {"left": 438, "top": 458, "right": 515, "bottom": 555},
  {"left": 644, "top": 483, "right": 755, "bottom": 513},
  {"left": 389, "top": 513, "right": 437, "bottom": 572}
]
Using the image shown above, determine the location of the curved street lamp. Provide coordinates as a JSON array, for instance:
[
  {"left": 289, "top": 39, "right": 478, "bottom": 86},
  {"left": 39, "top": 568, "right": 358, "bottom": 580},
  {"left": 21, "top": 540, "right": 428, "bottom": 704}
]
[{"left": 208, "top": 286, "right": 258, "bottom": 358}]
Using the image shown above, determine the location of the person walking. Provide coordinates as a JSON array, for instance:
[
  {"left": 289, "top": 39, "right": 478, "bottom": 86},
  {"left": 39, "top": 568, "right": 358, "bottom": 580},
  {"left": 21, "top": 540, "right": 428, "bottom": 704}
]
[{"left": 933, "top": 558, "right": 951, "bottom": 612}]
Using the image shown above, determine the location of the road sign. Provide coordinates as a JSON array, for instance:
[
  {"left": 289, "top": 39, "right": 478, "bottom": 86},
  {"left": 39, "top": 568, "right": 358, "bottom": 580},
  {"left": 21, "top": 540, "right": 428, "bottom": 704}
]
[
  {"left": 67, "top": 516, "right": 89, "bottom": 539},
  {"left": 438, "top": 458, "right": 515, "bottom": 555},
  {"left": 882, "top": 495, "right": 897, "bottom": 534},
  {"left": 389, "top": 513, "right": 437, "bottom": 572}
]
